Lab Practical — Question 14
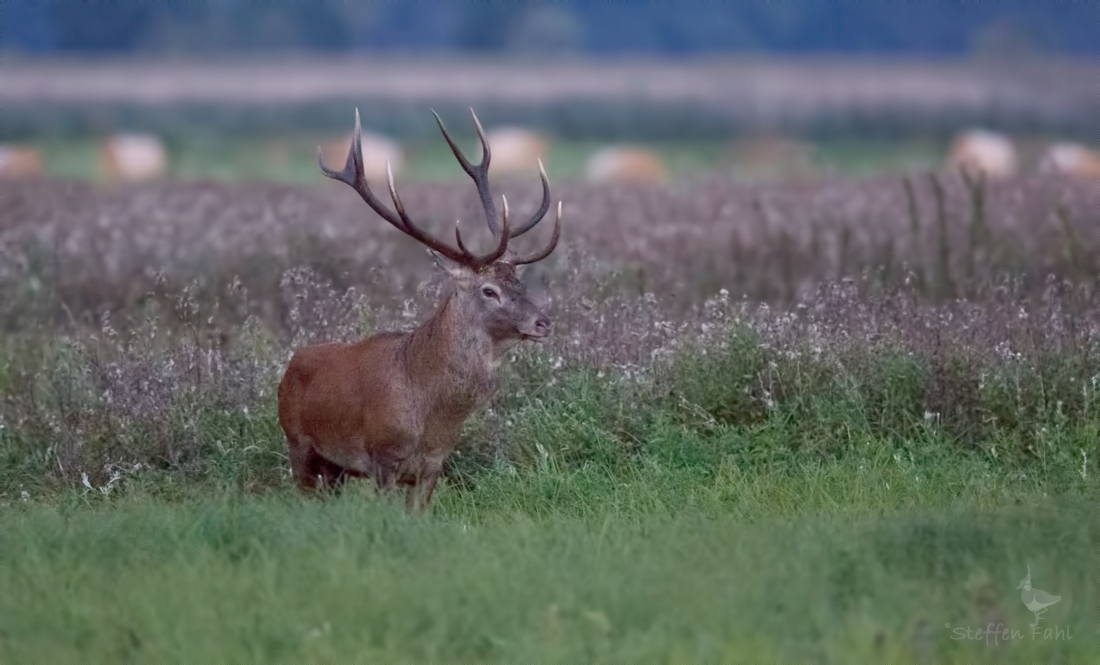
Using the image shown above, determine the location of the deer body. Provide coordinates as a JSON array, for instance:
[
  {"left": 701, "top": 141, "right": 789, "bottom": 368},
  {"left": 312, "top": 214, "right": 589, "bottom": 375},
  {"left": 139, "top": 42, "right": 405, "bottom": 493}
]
[
  {"left": 278, "top": 108, "right": 560, "bottom": 509},
  {"left": 280, "top": 285, "right": 515, "bottom": 505}
]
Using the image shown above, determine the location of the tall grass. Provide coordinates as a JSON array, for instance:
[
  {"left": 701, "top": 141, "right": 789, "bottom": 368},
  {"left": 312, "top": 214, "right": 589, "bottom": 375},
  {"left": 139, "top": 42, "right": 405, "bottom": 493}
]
[{"left": 3, "top": 173, "right": 1099, "bottom": 328}]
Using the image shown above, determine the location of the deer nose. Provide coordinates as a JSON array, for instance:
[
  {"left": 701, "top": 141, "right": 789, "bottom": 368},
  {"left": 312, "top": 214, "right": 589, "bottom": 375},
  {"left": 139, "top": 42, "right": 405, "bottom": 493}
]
[{"left": 534, "top": 316, "right": 551, "bottom": 334}]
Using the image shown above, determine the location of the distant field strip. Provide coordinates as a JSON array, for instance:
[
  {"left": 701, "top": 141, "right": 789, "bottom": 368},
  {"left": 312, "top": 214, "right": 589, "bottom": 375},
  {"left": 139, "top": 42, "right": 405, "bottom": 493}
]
[
  {"left": 4, "top": 58, "right": 1096, "bottom": 108},
  {"left": 4, "top": 57, "right": 1099, "bottom": 138}
]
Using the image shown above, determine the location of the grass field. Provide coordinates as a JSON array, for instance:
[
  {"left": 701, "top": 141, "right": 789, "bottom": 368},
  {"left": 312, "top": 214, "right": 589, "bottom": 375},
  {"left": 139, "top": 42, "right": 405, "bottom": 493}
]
[
  {"left": 3, "top": 467, "right": 1096, "bottom": 662},
  {"left": 3, "top": 321, "right": 1098, "bottom": 661},
  {"left": 3, "top": 162, "right": 1100, "bottom": 661}
]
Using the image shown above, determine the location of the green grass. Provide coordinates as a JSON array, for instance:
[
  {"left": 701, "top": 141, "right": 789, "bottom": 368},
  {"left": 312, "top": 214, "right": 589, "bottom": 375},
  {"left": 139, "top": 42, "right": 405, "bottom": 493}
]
[
  {"left": 3, "top": 347, "right": 1099, "bottom": 661},
  {"left": 28, "top": 135, "right": 945, "bottom": 184},
  {"left": 2, "top": 459, "right": 1096, "bottom": 663}
]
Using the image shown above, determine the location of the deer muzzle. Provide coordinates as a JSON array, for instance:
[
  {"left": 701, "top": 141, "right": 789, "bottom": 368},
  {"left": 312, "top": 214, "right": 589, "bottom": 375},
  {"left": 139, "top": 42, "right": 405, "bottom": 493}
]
[{"left": 521, "top": 315, "right": 552, "bottom": 341}]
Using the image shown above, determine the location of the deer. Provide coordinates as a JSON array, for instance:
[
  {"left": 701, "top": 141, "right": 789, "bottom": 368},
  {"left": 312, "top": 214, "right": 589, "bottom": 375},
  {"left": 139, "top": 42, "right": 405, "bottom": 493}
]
[{"left": 277, "top": 108, "right": 562, "bottom": 511}]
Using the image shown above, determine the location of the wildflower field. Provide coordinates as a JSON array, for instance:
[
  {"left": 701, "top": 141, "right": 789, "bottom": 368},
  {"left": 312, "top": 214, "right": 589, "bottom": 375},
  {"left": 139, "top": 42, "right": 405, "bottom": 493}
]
[{"left": 1, "top": 168, "right": 1099, "bottom": 661}]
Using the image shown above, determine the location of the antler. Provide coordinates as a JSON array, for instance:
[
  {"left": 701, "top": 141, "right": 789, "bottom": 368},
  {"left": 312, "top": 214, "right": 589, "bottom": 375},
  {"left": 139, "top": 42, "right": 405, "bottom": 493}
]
[
  {"left": 319, "top": 109, "right": 508, "bottom": 269},
  {"left": 510, "top": 201, "right": 561, "bottom": 266},
  {"left": 431, "top": 108, "right": 554, "bottom": 241},
  {"left": 320, "top": 108, "right": 560, "bottom": 269}
]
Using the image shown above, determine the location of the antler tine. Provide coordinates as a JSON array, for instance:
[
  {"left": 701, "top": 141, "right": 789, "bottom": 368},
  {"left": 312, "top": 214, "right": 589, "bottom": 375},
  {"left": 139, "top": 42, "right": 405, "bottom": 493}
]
[
  {"left": 318, "top": 109, "right": 407, "bottom": 232},
  {"left": 324, "top": 109, "right": 523, "bottom": 270},
  {"left": 507, "top": 158, "right": 553, "bottom": 239},
  {"left": 452, "top": 195, "right": 510, "bottom": 266},
  {"left": 482, "top": 195, "right": 512, "bottom": 264},
  {"left": 452, "top": 194, "right": 510, "bottom": 267},
  {"left": 454, "top": 219, "right": 471, "bottom": 256},
  {"left": 510, "top": 200, "right": 562, "bottom": 266},
  {"left": 430, "top": 108, "right": 481, "bottom": 176},
  {"left": 384, "top": 161, "right": 472, "bottom": 265},
  {"left": 320, "top": 109, "right": 473, "bottom": 265},
  {"left": 432, "top": 108, "right": 501, "bottom": 238}
]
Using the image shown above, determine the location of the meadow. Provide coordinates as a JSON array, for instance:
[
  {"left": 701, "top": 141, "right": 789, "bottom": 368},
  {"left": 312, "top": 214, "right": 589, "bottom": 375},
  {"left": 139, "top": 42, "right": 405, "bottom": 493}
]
[{"left": 2, "top": 146, "right": 1100, "bottom": 661}]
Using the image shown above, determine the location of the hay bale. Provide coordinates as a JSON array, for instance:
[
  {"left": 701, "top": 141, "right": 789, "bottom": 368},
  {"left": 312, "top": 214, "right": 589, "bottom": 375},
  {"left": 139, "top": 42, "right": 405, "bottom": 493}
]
[
  {"left": 485, "top": 127, "right": 548, "bottom": 175},
  {"left": 100, "top": 133, "right": 168, "bottom": 182},
  {"left": 945, "top": 129, "right": 1017, "bottom": 179},
  {"left": 584, "top": 146, "right": 667, "bottom": 184},
  {"left": 1038, "top": 142, "right": 1100, "bottom": 178},
  {"left": 0, "top": 144, "right": 44, "bottom": 179}
]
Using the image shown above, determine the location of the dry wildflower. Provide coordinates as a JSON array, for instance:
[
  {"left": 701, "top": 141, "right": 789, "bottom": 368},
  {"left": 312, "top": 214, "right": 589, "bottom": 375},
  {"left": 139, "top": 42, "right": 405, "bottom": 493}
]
[{"left": 1, "top": 174, "right": 1100, "bottom": 488}]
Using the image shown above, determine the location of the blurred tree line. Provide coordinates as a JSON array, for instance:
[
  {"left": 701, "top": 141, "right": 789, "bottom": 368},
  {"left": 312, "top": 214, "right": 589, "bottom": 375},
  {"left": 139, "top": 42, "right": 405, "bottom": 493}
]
[{"left": 2, "top": 0, "right": 1096, "bottom": 56}]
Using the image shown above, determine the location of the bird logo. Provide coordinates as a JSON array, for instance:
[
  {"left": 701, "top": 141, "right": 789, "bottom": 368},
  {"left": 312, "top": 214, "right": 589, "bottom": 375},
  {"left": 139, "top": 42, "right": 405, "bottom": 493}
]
[{"left": 1017, "top": 565, "right": 1060, "bottom": 628}]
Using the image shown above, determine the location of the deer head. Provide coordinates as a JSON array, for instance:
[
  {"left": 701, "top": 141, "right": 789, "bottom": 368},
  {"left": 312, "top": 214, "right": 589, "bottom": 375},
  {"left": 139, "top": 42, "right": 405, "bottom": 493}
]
[{"left": 319, "top": 108, "right": 562, "bottom": 345}]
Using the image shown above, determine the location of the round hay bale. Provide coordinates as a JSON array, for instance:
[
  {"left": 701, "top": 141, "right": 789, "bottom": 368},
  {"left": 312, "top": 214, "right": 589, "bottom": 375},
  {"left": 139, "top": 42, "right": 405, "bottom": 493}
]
[
  {"left": 945, "top": 129, "right": 1017, "bottom": 179},
  {"left": 100, "top": 133, "right": 168, "bottom": 182},
  {"left": 485, "top": 127, "right": 548, "bottom": 175},
  {"left": 0, "top": 144, "right": 44, "bottom": 179},
  {"left": 584, "top": 146, "right": 667, "bottom": 184},
  {"left": 1038, "top": 142, "right": 1100, "bottom": 178}
]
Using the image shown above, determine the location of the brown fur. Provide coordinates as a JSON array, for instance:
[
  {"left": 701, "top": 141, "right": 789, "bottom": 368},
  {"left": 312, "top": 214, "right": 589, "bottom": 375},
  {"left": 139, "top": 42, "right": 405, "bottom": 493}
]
[{"left": 278, "top": 250, "right": 550, "bottom": 508}]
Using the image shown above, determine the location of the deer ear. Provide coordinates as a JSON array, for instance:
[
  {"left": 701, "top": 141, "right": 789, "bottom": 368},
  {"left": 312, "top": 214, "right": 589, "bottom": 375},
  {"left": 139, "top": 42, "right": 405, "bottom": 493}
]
[
  {"left": 520, "top": 264, "right": 552, "bottom": 307},
  {"left": 427, "top": 249, "right": 468, "bottom": 279},
  {"left": 518, "top": 263, "right": 545, "bottom": 288}
]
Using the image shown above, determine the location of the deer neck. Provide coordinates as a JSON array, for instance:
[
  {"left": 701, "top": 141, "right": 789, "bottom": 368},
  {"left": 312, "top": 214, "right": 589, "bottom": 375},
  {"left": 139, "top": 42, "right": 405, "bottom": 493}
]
[{"left": 404, "top": 292, "right": 501, "bottom": 392}]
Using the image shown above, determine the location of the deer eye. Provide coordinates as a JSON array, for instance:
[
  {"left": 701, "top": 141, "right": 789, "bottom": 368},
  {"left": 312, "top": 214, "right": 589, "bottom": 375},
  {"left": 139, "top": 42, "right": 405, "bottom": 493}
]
[{"left": 481, "top": 286, "right": 500, "bottom": 300}]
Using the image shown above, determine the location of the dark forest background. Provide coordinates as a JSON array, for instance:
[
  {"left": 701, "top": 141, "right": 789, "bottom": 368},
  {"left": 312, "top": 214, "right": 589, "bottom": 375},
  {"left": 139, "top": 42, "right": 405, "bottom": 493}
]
[{"left": 4, "top": 0, "right": 1097, "bottom": 57}]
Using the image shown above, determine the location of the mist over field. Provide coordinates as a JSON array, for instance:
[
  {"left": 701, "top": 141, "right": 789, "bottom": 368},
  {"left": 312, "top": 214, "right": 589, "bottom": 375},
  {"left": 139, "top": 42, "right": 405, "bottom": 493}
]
[{"left": 3, "top": 6, "right": 1100, "bottom": 659}]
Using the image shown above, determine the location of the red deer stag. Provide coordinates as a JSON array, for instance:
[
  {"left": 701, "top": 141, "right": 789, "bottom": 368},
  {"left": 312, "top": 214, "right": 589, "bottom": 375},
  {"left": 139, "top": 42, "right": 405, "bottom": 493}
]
[{"left": 277, "top": 109, "right": 562, "bottom": 510}]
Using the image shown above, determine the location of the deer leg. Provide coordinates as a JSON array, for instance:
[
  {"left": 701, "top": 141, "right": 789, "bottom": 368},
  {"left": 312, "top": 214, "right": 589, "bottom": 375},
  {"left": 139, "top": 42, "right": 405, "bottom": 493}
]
[
  {"left": 314, "top": 455, "right": 355, "bottom": 490},
  {"left": 289, "top": 437, "right": 357, "bottom": 494},
  {"left": 371, "top": 462, "right": 398, "bottom": 492},
  {"left": 288, "top": 436, "right": 322, "bottom": 492},
  {"left": 406, "top": 460, "right": 444, "bottom": 512},
  {"left": 417, "top": 470, "right": 442, "bottom": 510},
  {"left": 404, "top": 480, "right": 436, "bottom": 512}
]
